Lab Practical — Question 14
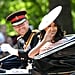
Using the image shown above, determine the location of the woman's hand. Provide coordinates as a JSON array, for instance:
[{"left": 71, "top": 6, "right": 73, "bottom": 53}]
[{"left": 43, "top": 28, "right": 55, "bottom": 42}]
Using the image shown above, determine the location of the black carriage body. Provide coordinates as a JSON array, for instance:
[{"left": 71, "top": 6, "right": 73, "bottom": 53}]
[
  {"left": 0, "top": 55, "right": 22, "bottom": 69},
  {"left": 33, "top": 34, "right": 75, "bottom": 74}
]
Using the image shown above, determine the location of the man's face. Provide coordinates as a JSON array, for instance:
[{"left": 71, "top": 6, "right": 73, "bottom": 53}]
[{"left": 13, "top": 20, "right": 29, "bottom": 37}]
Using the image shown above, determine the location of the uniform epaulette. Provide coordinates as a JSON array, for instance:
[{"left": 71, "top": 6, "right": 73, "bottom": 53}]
[
  {"left": 17, "top": 36, "right": 22, "bottom": 40},
  {"left": 32, "top": 29, "right": 40, "bottom": 33}
]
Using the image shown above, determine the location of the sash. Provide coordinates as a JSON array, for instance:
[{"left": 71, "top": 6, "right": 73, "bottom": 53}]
[{"left": 24, "top": 29, "right": 40, "bottom": 52}]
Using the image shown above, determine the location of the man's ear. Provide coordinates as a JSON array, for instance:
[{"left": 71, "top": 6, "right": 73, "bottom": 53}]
[{"left": 26, "top": 20, "right": 29, "bottom": 24}]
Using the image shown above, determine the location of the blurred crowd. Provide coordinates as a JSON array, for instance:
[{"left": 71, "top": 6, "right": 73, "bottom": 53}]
[{"left": 0, "top": 24, "right": 18, "bottom": 58}]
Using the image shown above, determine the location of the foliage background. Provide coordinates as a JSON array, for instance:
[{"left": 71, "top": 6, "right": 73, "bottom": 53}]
[
  {"left": 71, "top": 0, "right": 75, "bottom": 32},
  {"left": 0, "top": 0, "right": 75, "bottom": 36}
]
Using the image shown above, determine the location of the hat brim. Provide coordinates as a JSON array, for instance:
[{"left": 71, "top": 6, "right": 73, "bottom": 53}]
[
  {"left": 39, "top": 6, "right": 62, "bottom": 30},
  {"left": 6, "top": 10, "right": 27, "bottom": 21},
  {"left": 12, "top": 19, "right": 26, "bottom": 26}
]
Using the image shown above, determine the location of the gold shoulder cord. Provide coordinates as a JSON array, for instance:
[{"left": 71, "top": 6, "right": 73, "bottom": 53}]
[
  {"left": 25, "top": 29, "right": 40, "bottom": 50},
  {"left": 25, "top": 32, "right": 35, "bottom": 48}
]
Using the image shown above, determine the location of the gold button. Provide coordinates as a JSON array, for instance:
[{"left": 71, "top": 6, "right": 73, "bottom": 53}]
[{"left": 21, "top": 58, "right": 24, "bottom": 60}]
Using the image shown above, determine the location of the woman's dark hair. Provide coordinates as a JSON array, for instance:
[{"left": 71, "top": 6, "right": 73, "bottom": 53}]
[
  {"left": 40, "top": 22, "right": 64, "bottom": 42},
  {"left": 40, "top": 30, "right": 46, "bottom": 41},
  {"left": 54, "top": 23, "right": 64, "bottom": 42}
]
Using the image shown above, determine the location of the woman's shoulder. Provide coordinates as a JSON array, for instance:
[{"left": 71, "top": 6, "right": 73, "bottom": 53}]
[{"left": 56, "top": 34, "right": 75, "bottom": 45}]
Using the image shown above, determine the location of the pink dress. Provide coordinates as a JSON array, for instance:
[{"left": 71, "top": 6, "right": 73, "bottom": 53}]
[{"left": 39, "top": 38, "right": 67, "bottom": 54}]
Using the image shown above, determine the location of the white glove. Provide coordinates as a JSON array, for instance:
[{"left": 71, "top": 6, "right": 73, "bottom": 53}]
[{"left": 1, "top": 43, "right": 18, "bottom": 55}]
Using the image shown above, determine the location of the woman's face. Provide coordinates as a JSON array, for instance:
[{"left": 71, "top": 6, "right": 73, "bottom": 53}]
[
  {"left": 45, "top": 22, "right": 58, "bottom": 37},
  {"left": 13, "top": 20, "right": 29, "bottom": 37}
]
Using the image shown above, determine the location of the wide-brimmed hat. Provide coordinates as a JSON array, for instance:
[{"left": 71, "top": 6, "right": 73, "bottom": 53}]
[{"left": 39, "top": 6, "right": 62, "bottom": 30}]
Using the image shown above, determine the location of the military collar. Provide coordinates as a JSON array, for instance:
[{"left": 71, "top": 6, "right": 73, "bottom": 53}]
[{"left": 22, "top": 28, "right": 32, "bottom": 41}]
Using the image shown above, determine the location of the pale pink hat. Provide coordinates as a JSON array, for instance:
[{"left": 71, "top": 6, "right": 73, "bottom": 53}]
[{"left": 39, "top": 6, "right": 62, "bottom": 30}]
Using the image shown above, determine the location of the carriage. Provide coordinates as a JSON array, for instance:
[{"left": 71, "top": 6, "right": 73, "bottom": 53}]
[
  {"left": 32, "top": 34, "right": 75, "bottom": 74},
  {"left": 0, "top": 34, "right": 75, "bottom": 74}
]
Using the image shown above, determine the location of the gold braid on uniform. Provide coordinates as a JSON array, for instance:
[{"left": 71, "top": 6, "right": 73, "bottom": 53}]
[
  {"left": 24, "top": 29, "right": 40, "bottom": 51},
  {"left": 25, "top": 32, "right": 35, "bottom": 49}
]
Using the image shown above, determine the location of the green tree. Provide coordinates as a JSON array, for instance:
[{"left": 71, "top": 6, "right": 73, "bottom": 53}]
[
  {"left": 0, "top": 0, "right": 49, "bottom": 36},
  {"left": 0, "top": 0, "right": 75, "bottom": 36},
  {"left": 49, "top": 0, "right": 74, "bottom": 34}
]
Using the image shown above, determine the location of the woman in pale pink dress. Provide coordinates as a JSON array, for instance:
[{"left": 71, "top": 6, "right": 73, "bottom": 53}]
[
  {"left": 28, "top": 22, "right": 66, "bottom": 58},
  {"left": 28, "top": 22, "right": 67, "bottom": 75},
  {"left": 28, "top": 6, "right": 69, "bottom": 75}
]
